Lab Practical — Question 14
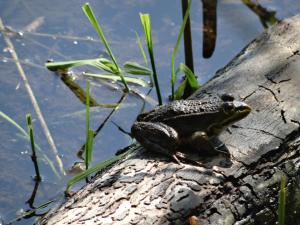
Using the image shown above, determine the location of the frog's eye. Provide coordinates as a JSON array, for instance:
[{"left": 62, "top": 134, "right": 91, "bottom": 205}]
[
  {"left": 222, "top": 102, "right": 235, "bottom": 115},
  {"left": 221, "top": 94, "right": 234, "bottom": 102}
]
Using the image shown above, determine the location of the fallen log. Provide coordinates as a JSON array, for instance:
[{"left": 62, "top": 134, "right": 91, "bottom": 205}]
[{"left": 38, "top": 14, "right": 300, "bottom": 225}]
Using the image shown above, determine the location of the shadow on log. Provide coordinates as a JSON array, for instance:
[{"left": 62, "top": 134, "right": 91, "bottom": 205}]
[{"left": 38, "top": 14, "right": 300, "bottom": 225}]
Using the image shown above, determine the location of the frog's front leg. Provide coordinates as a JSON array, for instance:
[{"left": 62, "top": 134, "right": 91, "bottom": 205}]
[
  {"left": 186, "top": 131, "right": 229, "bottom": 156},
  {"left": 131, "top": 122, "right": 181, "bottom": 163}
]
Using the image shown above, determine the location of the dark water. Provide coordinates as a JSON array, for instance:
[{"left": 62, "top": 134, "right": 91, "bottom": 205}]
[{"left": 0, "top": 0, "right": 300, "bottom": 224}]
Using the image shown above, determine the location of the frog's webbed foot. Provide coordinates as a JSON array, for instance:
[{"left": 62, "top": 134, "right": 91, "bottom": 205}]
[
  {"left": 174, "top": 151, "right": 204, "bottom": 167},
  {"left": 131, "top": 121, "right": 179, "bottom": 160},
  {"left": 210, "top": 137, "right": 230, "bottom": 155},
  {"left": 171, "top": 154, "right": 182, "bottom": 165}
]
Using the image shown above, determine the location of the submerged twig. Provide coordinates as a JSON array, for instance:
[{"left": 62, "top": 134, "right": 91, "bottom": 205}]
[
  {"left": 242, "top": 0, "right": 280, "bottom": 28},
  {"left": 57, "top": 70, "right": 105, "bottom": 107},
  {"left": 0, "top": 17, "right": 65, "bottom": 175}
]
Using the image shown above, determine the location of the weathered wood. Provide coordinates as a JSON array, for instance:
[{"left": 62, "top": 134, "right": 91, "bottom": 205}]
[{"left": 38, "top": 14, "right": 300, "bottom": 225}]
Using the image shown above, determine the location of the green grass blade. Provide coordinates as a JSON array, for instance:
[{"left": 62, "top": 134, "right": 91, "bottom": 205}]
[
  {"left": 278, "top": 175, "right": 286, "bottom": 225},
  {"left": 85, "top": 81, "right": 92, "bottom": 170},
  {"left": 135, "top": 31, "right": 148, "bottom": 66},
  {"left": 139, "top": 14, "right": 152, "bottom": 50},
  {"left": 82, "top": 3, "right": 129, "bottom": 92},
  {"left": 98, "top": 58, "right": 118, "bottom": 73},
  {"left": 177, "top": 63, "right": 199, "bottom": 90},
  {"left": 65, "top": 148, "right": 135, "bottom": 193},
  {"left": 174, "top": 64, "right": 199, "bottom": 100},
  {"left": 46, "top": 59, "right": 99, "bottom": 71},
  {"left": 46, "top": 58, "right": 116, "bottom": 74},
  {"left": 123, "top": 61, "right": 152, "bottom": 75},
  {"left": 140, "top": 13, "right": 162, "bottom": 105},
  {"left": 174, "top": 78, "right": 187, "bottom": 100},
  {"left": 83, "top": 72, "right": 149, "bottom": 87},
  {"left": 171, "top": 0, "right": 192, "bottom": 100},
  {"left": 86, "top": 80, "right": 90, "bottom": 141},
  {"left": 82, "top": 4, "right": 115, "bottom": 62},
  {"left": 26, "top": 114, "right": 41, "bottom": 181},
  {"left": 86, "top": 129, "right": 94, "bottom": 169},
  {"left": 134, "top": 31, "right": 153, "bottom": 84}
]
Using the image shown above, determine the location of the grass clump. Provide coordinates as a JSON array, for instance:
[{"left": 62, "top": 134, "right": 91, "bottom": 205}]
[
  {"left": 46, "top": 4, "right": 153, "bottom": 98},
  {"left": 171, "top": 0, "right": 199, "bottom": 100}
]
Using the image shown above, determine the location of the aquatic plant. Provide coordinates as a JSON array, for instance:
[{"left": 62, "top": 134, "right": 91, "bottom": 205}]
[
  {"left": 26, "top": 114, "right": 41, "bottom": 181},
  {"left": 278, "top": 175, "right": 286, "bottom": 225},
  {"left": 171, "top": 0, "right": 199, "bottom": 100},
  {"left": 139, "top": 13, "right": 162, "bottom": 105},
  {"left": 46, "top": 4, "right": 152, "bottom": 95}
]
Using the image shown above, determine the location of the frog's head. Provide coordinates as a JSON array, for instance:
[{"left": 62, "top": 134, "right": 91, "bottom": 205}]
[
  {"left": 208, "top": 95, "right": 251, "bottom": 135},
  {"left": 220, "top": 100, "right": 251, "bottom": 126},
  {"left": 219, "top": 99, "right": 251, "bottom": 129}
]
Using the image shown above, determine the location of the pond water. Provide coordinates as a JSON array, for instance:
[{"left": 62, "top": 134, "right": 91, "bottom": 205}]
[{"left": 0, "top": 0, "right": 300, "bottom": 224}]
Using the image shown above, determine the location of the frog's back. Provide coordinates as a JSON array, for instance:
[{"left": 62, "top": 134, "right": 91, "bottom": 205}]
[{"left": 137, "top": 98, "right": 222, "bottom": 122}]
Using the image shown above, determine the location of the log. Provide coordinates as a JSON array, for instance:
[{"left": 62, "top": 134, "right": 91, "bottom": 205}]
[{"left": 38, "top": 14, "right": 300, "bottom": 225}]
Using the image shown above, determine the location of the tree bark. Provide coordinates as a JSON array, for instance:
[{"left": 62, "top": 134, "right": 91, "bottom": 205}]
[{"left": 38, "top": 14, "right": 300, "bottom": 225}]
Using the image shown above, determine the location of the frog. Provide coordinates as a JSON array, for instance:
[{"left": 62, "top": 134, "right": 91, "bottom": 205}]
[{"left": 131, "top": 94, "right": 251, "bottom": 164}]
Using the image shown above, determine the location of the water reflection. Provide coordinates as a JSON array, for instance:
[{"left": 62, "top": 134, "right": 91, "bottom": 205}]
[{"left": 202, "top": 0, "right": 217, "bottom": 58}]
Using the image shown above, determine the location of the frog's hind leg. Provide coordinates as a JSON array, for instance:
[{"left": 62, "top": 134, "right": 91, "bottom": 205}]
[{"left": 131, "top": 122, "right": 180, "bottom": 162}]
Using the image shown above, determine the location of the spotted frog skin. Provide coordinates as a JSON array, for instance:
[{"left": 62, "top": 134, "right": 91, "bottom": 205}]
[{"left": 131, "top": 94, "right": 251, "bottom": 163}]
